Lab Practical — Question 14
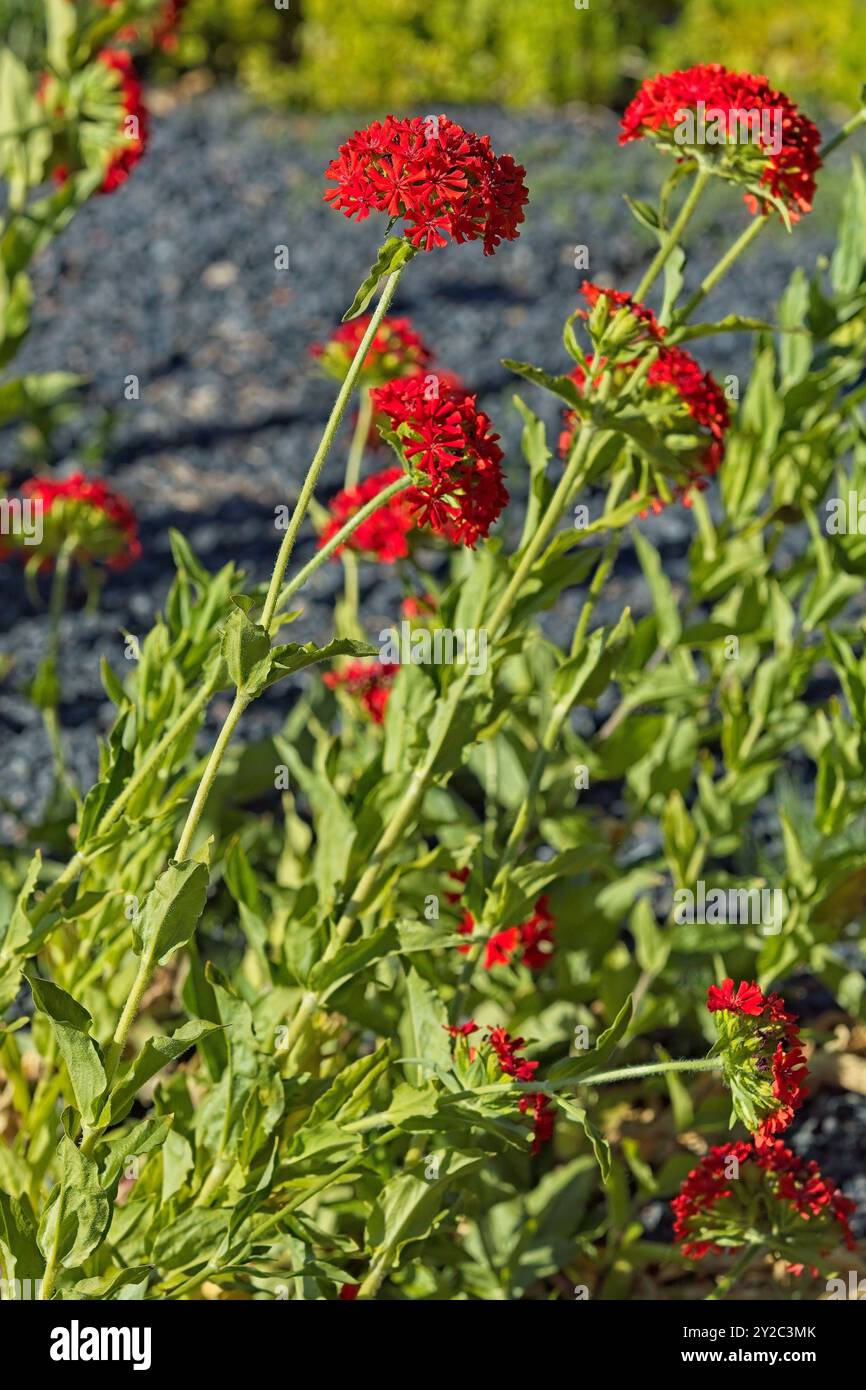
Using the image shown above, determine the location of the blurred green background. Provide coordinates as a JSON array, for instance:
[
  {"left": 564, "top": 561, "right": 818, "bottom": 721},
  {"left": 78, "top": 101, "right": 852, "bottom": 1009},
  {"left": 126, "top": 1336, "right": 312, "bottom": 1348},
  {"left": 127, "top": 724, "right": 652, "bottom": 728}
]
[
  {"left": 164, "top": 0, "right": 862, "bottom": 112},
  {"left": 2, "top": 0, "right": 861, "bottom": 111}
]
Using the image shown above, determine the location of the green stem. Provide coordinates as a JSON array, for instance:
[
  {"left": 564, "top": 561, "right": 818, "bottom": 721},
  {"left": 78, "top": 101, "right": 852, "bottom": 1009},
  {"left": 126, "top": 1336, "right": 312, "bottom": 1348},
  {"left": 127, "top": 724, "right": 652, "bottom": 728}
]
[
  {"left": 568, "top": 1056, "right": 722, "bottom": 1088},
  {"left": 27, "top": 679, "right": 215, "bottom": 931},
  {"left": 274, "top": 473, "right": 413, "bottom": 614},
  {"left": 43, "top": 536, "right": 77, "bottom": 803},
  {"left": 820, "top": 107, "right": 866, "bottom": 161},
  {"left": 633, "top": 167, "right": 710, "bottom": 303},
  {"left": 357, "top": 1251, "right": 394, "bottom": 1301},
  {"left": 344, "top": 389, "right": 373, "bottom": 492},
  {"left": 261, "top": 267, "right": 407, "bottom": 635},
  {"left": 706, "top": 1243, "right": 764, "bottom": 1301},
  {"left": 173, "top": 690, "right": 250, "bottom": 862},
  {"left": 676, "top": 216, "right": 765, "bottom": 322}
]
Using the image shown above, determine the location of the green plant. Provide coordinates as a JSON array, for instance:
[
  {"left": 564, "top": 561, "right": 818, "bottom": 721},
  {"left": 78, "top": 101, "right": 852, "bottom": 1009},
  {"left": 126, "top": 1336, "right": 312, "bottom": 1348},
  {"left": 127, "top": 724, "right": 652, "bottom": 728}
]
[{"left": 1, "top": 72, "right": 866, "bottom": 1305}]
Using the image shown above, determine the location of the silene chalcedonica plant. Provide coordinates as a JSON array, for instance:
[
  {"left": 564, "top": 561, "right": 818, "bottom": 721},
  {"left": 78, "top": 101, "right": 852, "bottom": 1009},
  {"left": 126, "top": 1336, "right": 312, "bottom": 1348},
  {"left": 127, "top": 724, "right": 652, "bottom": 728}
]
[{"left": 2, "top": 11, "right": 866, "bottom": 1302}]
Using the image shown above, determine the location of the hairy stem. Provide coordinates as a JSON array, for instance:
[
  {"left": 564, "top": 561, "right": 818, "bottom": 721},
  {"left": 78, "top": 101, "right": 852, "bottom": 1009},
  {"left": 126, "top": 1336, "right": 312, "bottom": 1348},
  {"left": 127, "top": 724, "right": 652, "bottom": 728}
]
[
  {"left": 633, "top": 166, "right": 710, "bottom": 304},
  {"left": 261, "top": 268, "right": 406, "bottom": 634}
]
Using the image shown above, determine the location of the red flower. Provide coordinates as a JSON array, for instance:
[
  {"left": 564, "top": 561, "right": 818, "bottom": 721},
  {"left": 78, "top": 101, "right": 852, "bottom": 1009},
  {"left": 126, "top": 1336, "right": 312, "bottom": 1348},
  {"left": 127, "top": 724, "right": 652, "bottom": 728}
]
[
  {"left": 371, "top": 376, "right": 508, "bottom": 548},
  {"left": 318, "top": 466, "right": 416, "bottom": 563},
  {"left": 559, "top": 338, "right": 729, "bottom": 507},
  {"left": 310, "top": 315, "right": 433, "bottom": 388},
  {"left": 152, "top": 0, "right": 187, "bottom": 52},
  {"left": 11, "top": 472, "right": 140, "bottom": 571},
  {"left": 96, "top": 50, "right": 149, "bottom": 194},
  {"left": 323, "top": 660, "right": 398, "bottom": 724},
  {"left": 485, "top": 1028, "right": 553, "bottom": 1154},
  {"left": 339, "top": 1284, "right": 360, "bottom": 1300},
  {"left": 620, "top": 65, "right": 822, "bottom": 219},
  {"left": 672, "top": 1141, "right": 856, "bottom": 1271},
  {"left": 400, "top": 592, "right": 437, "bottom": 619},
  {"left": 445, "top": 1021, "right": 479, "bottom": 1038},
  {"left": 484, "top": 927, "right": 520, "bottom": 970},
  {"left": 324, "top": 116, "right": 529, "bottom": 256},
  {"left": 446, "top": 875, "right": 556, "bottom": 971},
  {"left": 519, "top": 1091, "right": 556, "bottom": 1156},
  {"left": 707, "top": 978, "right": 765, "bottom": 1016},
  {"left": 578, "top": 281, "right": 666, "bottom": 346},
  {"left": 707, "top": 981, "right": 808, "bottom": 1145}
]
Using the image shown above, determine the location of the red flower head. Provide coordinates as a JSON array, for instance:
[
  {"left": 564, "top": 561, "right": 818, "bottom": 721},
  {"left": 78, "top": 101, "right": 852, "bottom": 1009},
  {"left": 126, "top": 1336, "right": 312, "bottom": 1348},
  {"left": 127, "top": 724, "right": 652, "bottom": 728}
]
[
  {"left": 95, "top": 50, "right": 149, "bottom": 194},
  {"left": 310, "top": 315, "right": 433, "bottom": 389},
  {"left": 318, "top": 466, "right": 416, "bottom": 564},
  {"left": 485, "top": 1028, "right": 553, "bottom": 1155},
  {"left": 371, "top": 376, "right": 508, "bottom": 548},
  {"left": 324, "top": 115, "right": 529, "bottom": 255},
  {"left": 152, "top": 0, "right": 188, "bottom": 51},
  {"left": 578, "top": 281, "right": 666, "bottom": 352},
  {"left": 672, "top": 1141, "right": 856, "bottom": 1273},
  {"left": 7, "top": 472, "right": 141, "bottom": 571},
  {"left": 707, "top": 980, "right": 809, "bottom": 1146},
  {"left": 445, "top": 873, "right": 556, "bottom": 971},
  {"left": 559, "top": 328, "right": 729, "bottom": 509},
  {"left": 620, "top": 65, "right": 822, "bottom": 220},
  {"left": 400, "top": 592, "right": 438, "bottom": 620},
  {"left": 323, "top": 659, "right": 398, "bottom": 724}
]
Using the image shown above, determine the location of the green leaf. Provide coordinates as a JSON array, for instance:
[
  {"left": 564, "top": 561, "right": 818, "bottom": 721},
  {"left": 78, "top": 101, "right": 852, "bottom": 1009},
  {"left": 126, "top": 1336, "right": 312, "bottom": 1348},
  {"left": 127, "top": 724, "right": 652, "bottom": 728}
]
[
  {"left": 400, "top": 967, "right": 451, "bottom": 1086},
  {"left": 554, "top": 1097, "right": 611, "bottom": 1180},
  {"left": 670, "top": 314, "right": 772, "bottom": 343},
  {"left": 266, "top": 636, "right": 377, "bottom": 689},
  {"left": 309, "top": 923, "right": 400, "bottom": 999},
  {"left": 547, "top": 994, "right": 633, "bottom": 1083},
  {"left": 221, "top": 601, "right": 272, "bottom": 696},
  {"left": 133, "top": 860, "right": 209, "bottom": 964},
  {"left": 366, "top": 1150, "right": 485, "bottom": 1264},
  {"left": 343, "top": 237, "right": 415, "bottom": 321},
  {"left": 502, "top": 359, "right": 584, "bottom": 408},
  {"left": 0, "top": 849, "right": 41, "bottom": 955},
  {"left": 102, "top": 1020, "right": 221, "bottom": 1125},
  {"left": 37, "top": 1138, "right": 111, "bottom": 1276},
  {"left": 514, "top": 395, "right": 553, "bottom": 549},
  {"left": 830, "top": 156, "right": 866, "bottom": 296},
  {"left": 101, "top": 1114, "right": 173, "bottom": 1191},
  {"left": 25, "top": 971, "right": 106, "bottom": 1126}
]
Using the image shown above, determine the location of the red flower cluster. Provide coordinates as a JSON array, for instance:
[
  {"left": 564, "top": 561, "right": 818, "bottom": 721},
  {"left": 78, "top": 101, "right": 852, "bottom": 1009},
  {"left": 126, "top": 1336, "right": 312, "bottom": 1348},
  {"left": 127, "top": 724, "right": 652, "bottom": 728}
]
[
  {"left": 98, "top": 0, "right": 187, "bottom": 50},
  {"left": 579, "top": 280, "right": 666, "bottom": 346},
  {"left": 152, "top": 0, "right": 188, "bottom": 51},
  {"left": 318, "top": 466, "right": 416, "bottom": 563},
  {"left": 446, "top": 873, "right": 556, "bottom": 971},
  {"left": 707, "top": 978, "right": 765, "bottom": 1016},
  {"left": 708, "top": 979, "right": 809, "bottom": 1146},
  {"left": 371, "top": 376, "right": 508, "bottom": 547},
  {"left": 310, "top": 315, "right": 433, "bottom": 388},
  {"left": 620, "top": 65, "right": 822, "bottom": 219},
  {"left": 672, "top": 1141, "right": 856, "bottom": 1272},
  {"left": 324, "top": 115, "right": 529, "bottom": 255},
  {"left": 487, "top": 1028, "right": 555, "bottom": 1155},
  {"left": 559, "top": 298, "right": 729, "bottom": 508},
  {"left": 7, "top": 472, "right": 141, "bottom": 571},
  {"left": 322, "top": 660, "right": 398, "bottom": 724},
  {"left": 96, "top": 50, "right": 149, "bottom": 195},
  {"left": 451, "top": 1024, "right": 554, "bottom": 1156}
]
